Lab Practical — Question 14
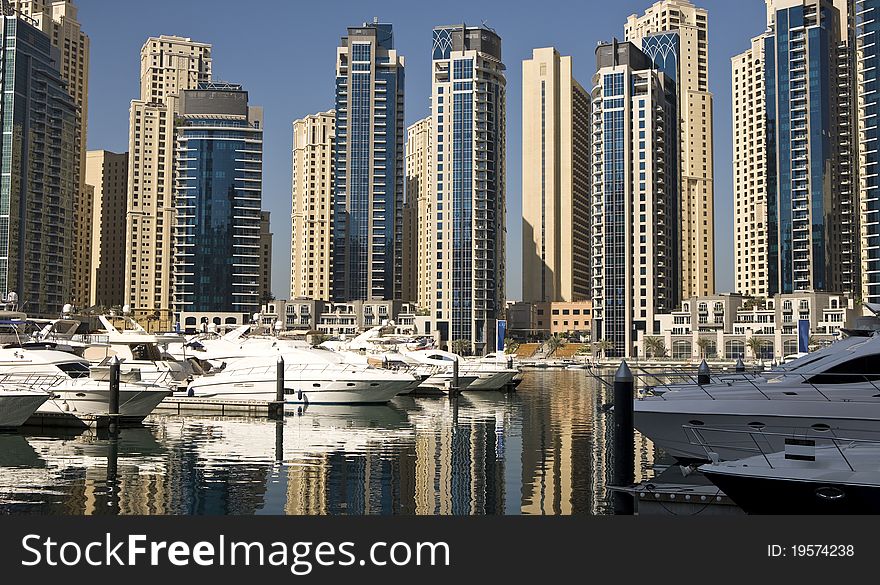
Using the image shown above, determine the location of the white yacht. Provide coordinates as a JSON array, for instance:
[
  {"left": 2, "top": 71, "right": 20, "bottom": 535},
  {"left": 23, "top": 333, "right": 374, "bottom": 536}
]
[
  {"left": 0, "top": 346, "right": 169, "bottom": 423},
  {"left": 186, "top": 346, "right": 418, "bottom": 404},
  {"left": 0, "top": 387, "right": 50, "bottom": 429},
  {"left": 634, "top": 332, "right": 880, "bottom": 461},
  {"left": 698, "top": 431, "right": 880, "bottom": 514},
  {"left": 404, "top": 349, "right": 518, "bottom": 391}
]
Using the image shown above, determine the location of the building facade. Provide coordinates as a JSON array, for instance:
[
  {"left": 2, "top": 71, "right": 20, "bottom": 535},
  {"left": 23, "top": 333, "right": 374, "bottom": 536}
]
[
  {"left": 655, "top": 291, "right": 860, "bottom": 360},
  {"left": 762, "top": 0, "right": 858, "bottom": 295},
  {"left": 259, "top": 210, "right": 272, "bottom": 302},
  {"left": 172, "top": 83, "right": 263, "bottom": 316},
  {"left": 732, "top": 35, "right": 771, "bottom": 297},
  {"left": 857, "top": 0, "right": 880, "bottom": 303},
  {"left": 0, "top": 12, "right": 79, "bottom": 316},
  {"left": 590, "top": 40, "right": 680, "bottom": 358},
  {"left": 521, "top": 47, "right": 591, "bottom": 304},
  {"left": 86, "top": 150, "right": 128, "bottom": 309},
  {"left": 427, "top": 24, "right": 507, "bottom": 353},
  {"left": 12, "top": 0, "right": 90, "bottom": 308},
  {"left": 124, "top": 35, "right": 212, "bottom": 318},
  {"left": 625, "top": 0, "right": 715, "bottom": 298},
  {"left": 332, "top": 21, "right": 405, "bottom": 302},
  {"left": 290, "top": 110, "right": 334, "bottom": 301},
  {"left": 404, "top": 116, "right": 432, "bottom": 308}
]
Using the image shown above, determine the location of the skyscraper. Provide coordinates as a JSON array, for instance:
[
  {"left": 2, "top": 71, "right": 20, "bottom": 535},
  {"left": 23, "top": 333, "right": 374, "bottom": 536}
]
[
  {"left": 625, "top": 0, "right": 715, "bottom": 299},
  {"left": 291, "top": 110, "right": 334, "bottom": 301},
  {"left": 430, "top": 24, "right": 506, "bottom": 353},
  {"left": 0, "top": 10, "right": 79, "bottom": 316},
  {"left": 86, "top": 150, "right": 129, "bottom": 309},
  {"left": 259, "top": 210, "right": 273, "bottom": 303},
  {"left": 332, "top": 21, "right": 404, "bottom": 302},
  {"left": 591, "top": 41, "right": 679, "bottom": 358},
  {"left": 857, "top": 0, "right": 880, "bottom": 303},
  {"left": 521, "top": 47, "right": 591, "bottom": 304},
  {"left": 732, "top": 35, "right": 771, "bottom": 297},
  {"left": 404, "top": 116, "right": 432, "bottom": 308},
  {"left": 172, "top": 83, "right": 263, "bottom": 316},
  {"left": 11, "top": 1, "right": 90, "bottom": 308},
  {"left": 762, "top": 0, "right": 858, "bottom": 295},
  {"left": 124, "top": 35, "right": 212, "bottom": 318}
]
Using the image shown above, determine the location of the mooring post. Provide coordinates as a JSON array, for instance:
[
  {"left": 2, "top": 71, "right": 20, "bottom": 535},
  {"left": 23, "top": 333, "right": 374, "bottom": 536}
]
[
  {"left": 108, "top": 356, "right": 120, "bottom": 433},
  {"left": 507, "top": 355, "right": 514, "bottom": 370},
  {"left": 698, "top": 359, "right": 711, "bottom": 385},
  {"left": 269, "top": 355, "right": 285, "bottom": 419},
  {"left": 735, "top": 357, "right": 745, "bottom": 373},
  {"left": 451, "top": 357, "right": 460, "bottom": 395},
  {"left": 612, "top": 360, "right": 634, "bottom": 515}
]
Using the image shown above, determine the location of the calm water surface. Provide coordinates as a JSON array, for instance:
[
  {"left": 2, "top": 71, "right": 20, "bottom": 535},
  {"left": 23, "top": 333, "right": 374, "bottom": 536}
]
[{"left": 0, "top": 370, "right": 656, "bottom": 515}]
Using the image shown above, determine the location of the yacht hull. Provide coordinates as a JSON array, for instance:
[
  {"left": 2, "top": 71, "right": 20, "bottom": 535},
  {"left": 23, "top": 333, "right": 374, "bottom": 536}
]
[
  {"left": 465, "top": 370, "right": 518, "bottom": 390},
  {"left": 37, "top": 388, "right": 170, "bottom": 423},
  {"left": 634, "top": 399, "right": 880, "bottom": 461},
  {"left": 0, "top": 392, "right": 50, "bottom": 428},
  {"left": 188, "top": 377, "right": 412, "bottom": 405},
  {"left": 700, "top": 469, "right": 880, "bottom": 514}
]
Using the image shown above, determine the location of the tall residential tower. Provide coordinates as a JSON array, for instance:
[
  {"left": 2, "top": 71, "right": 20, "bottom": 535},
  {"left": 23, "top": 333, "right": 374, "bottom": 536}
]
[
  {"left": 590, "top": 41, "right": 679, "bottom": 358},
  {"left": 0, "top": 10, "right": 79, "bottom": 316},
  {"left": 521, "top": 47, "right": 591, "bottom": 304},
  {"left": 625, "top": 0, "right": 715, "bottom": 298},
  {"left": 172, "top": 83, "right": 263, "bottom": 317},
  {"left": 291, "top": 110, "right": 334, "bottom": 301},
  {"left": 332, "top": 21, "right": 405, "bottom": 302},
  {"left": 428, "top": 25, "right": 507, "bottom": 353},
  {"left": 124, "top": 35, "right": 212, "bottom": 317}
]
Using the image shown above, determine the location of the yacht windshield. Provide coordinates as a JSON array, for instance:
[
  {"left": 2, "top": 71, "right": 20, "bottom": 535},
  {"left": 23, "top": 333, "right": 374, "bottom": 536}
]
[
  {"left": 56, "top": 361, "right": 91, "bottom": 379},
  {"left": 131, "top": 344, "right": 162, "bottom": 361},
  {"left": 808, "top": 355, "right": 880, "bottom": 384}
]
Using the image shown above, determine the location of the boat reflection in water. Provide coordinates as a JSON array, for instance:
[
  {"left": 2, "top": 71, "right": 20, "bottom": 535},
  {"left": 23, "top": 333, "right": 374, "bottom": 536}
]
[{"left": 0, "top": 371, "right": 656, "bottom": 515}]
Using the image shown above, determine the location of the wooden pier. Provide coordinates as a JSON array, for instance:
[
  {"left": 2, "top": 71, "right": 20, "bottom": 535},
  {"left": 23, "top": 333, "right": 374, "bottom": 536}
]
[{"left": 24, "top": 411, "right": 110, "bottom": 429}]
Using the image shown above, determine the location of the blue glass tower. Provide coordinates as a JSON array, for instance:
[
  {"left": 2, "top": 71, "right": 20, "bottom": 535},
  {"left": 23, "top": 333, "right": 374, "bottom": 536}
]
[
  {"left": 0, "top": 13, "right": 79, "bottom": 317},
  {"left": 764, "top": 0, "right": 857, "bottom": 295},
  {"left": 172, "top": 83, "right": 263, "bottom": 316},
  {"left": 332, "top": 21, "right": 404, "bottom": 302}
]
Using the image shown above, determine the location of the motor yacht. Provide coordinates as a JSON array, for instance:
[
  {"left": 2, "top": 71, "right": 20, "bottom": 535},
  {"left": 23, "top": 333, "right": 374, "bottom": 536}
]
[
  {"left": 186, "top": 345, "right": 418, "bottom": 405},
  {"left": 698, "top": 430, "right": 880, "bottom": 514},
  {"left": 634, "top": 332, "right": 880, "bottom": 461},
  {"left": 0, "top": 346, "right": 169, "bottom": 423}
]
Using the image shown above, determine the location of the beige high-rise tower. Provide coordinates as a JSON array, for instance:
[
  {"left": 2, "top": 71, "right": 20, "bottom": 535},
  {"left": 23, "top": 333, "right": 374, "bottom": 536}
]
[
  {"left": 13, "top": 1, "right": 90, "bottom": 308},
  {"left": 625, "top": 0, "right": 715, "bottom": 298},
  {"left": 124, "top": 36, "right": 211, "bottom": 317},
  {"left": 404, "top": 116, "right": 432, "bottom": 309},
  {"left": 86, "top": 150, "right": 128, "bottom": 309},
  {"left": 731, "top": 36, "right": 769, "bottom": 297},
  {"left": 521, "top": 47, "right": 591, "bottom": 303},
  {"left": 290, "top": 111, "right": 334, "bottom": 301}
]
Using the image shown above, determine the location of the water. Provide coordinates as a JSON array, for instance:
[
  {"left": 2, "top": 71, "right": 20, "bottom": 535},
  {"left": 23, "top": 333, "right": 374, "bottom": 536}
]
[{"left": 0, "top": 370, "right": 656, "bottom": 515}]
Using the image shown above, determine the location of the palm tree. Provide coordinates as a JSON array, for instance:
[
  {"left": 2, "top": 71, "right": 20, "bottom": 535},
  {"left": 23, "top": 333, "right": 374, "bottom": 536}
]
[
  {"left": 451, "top": 339, "right": 471, "bottom": 356},
  {"left": 545, "top": 333, "right": 564, "bottom": 357},
  {"left": 643, "top": 336, "right": 666, "bottom": 359},
  {"left": 696, "top": 337, "right": 713, "bottom": 359},
  {"left": 594, "top": 339, "right": 614, "bottom": 360},
  {"left": 747, "top": 336, "right": 767, "bottom": 361},
  {"left": 504, "top": 340, "right": 521, "bottom": 355}
]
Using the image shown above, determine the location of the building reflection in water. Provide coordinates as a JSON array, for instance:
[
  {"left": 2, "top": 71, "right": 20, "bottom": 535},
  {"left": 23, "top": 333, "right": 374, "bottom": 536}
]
[{"left": 0, "top": 371, "right": 655, "bottom": 515}]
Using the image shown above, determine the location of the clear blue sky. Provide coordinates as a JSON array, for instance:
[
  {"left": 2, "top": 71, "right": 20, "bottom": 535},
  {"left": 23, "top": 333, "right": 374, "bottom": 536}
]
[{"left": 79, "top": 0, "right": 767, "bottom": 300}]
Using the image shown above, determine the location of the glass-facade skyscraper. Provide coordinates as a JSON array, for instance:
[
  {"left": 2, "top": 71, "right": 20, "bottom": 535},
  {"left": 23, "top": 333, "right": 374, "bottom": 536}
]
[
  {"left": 427, "top": 25, "right": 506, "bottom": 354},
  {"left": 764, "top": 0, "right": 858, "bottom": 295},
  {"left": 0, "top": 13, "right": 78, "bottom": 317},
  {"left": 332, "top": 21, "right": 405, "bottom": 302},
  {"left": 172, "top": 83, "right": 263, "bottom": 316},
  {"left": 591, "top": 41, "right": 679, "bottom": 358}
]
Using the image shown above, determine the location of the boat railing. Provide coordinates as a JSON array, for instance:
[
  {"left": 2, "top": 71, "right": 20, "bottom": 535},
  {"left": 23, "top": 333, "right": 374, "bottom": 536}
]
[
  {"left": 631, "top": 370, "right": 880, "bottom": 402},
  {"left": 0, "top": 372, "right": 68, "bottom": 390},
  {"left": 215, "top": 361, "right": 378, "bottom": 378},
  {"left": 681, "top": 424, "right": 880, "bottom": 471}
]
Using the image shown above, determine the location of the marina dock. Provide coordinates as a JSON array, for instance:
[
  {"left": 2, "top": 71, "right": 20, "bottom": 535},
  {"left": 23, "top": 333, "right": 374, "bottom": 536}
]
[{"left": 154, "top": 396, "right": 285, "bottom": 417}]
